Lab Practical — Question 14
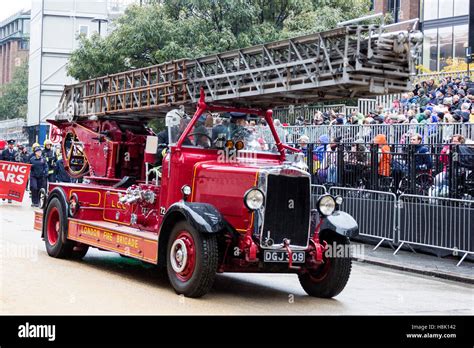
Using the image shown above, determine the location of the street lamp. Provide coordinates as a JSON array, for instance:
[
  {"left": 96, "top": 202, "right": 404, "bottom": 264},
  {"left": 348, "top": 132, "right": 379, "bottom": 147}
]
[{"left": 91, "top": 16, "right": 109, "bottom": 37}]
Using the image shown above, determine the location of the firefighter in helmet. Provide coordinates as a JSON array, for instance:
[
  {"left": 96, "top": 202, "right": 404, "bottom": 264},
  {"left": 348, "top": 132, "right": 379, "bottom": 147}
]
[{"left": 43, "top": 139, "right": 57, "bottom": 183}]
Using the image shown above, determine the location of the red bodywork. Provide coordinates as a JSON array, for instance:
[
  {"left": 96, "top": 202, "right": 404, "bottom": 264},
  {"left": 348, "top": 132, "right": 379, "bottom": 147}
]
[{"left": 37, "top": 91, "right": 325, "bottom": 274}]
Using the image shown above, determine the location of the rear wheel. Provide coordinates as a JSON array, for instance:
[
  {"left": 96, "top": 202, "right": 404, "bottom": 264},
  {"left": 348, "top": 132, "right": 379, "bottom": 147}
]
[
  {"left": 298, "top": 236, "right": 352, "bottom": 298},
  {"left": 166, "top": 221, "right": 218, "bottom": 298},
  {"left": 44, "top": 197, "right": 74, "bottom": 258},
  {"left": 71, "top": 244, "right": 89, "bottom": 259}
]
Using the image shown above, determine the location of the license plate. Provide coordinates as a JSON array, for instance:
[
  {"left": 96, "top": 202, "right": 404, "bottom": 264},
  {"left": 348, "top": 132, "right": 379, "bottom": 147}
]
[{"left": 263, "top": 250, "right": 305, "bottom": 263}]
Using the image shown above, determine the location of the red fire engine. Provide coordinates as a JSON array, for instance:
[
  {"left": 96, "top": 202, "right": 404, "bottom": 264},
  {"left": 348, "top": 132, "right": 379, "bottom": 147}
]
[{"left": 34, "top": 19, "right": 422, "bottom": 297}]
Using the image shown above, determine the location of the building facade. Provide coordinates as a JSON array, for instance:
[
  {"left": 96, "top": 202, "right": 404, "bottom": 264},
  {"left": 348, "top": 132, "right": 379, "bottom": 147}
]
[
  {"left": 374, "top": 0, "right": 471, "bottom": 72},
  {"left": 27, "top": 0, "right": 136, "bottom": 142},
  {"left": 0, "top": 10, "right": 30, "bottom": 86},
  {"left": 420, "top": 0, "right": 470, "bottom": 72}
]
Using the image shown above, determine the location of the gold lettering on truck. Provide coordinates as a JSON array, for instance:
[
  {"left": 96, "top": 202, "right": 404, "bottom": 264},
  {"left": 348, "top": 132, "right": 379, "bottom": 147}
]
[
  {"left": 79, "top": 226, "right": 100, "bottom": 238},
  {"left": 116, "top": 235, "right": 139, "bottom": 249}
]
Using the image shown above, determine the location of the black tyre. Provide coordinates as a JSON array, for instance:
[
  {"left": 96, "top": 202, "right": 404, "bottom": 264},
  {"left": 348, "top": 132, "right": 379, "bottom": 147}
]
[
  {"left": 44, "top": 197, "right": 74, "bottom": 258},
  {"left": 71, "top": 244, "right": 89, "bottom": 259},
  {"left": 298, "top": 237, "right": 352, "bottom": 298},
  {"left": 166, "top": 221, "right": 218, "bottom": 298}
]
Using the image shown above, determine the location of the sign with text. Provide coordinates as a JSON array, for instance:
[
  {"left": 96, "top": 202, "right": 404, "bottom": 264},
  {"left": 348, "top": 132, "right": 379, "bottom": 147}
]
[{"left": 0, "top": 160, "right": 31, "bottom": 202}]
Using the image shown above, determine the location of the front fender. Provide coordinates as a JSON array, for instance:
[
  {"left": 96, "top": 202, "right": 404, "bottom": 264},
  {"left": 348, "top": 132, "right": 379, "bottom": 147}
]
[
  {"left": 320, "top": 210, "right": 358, "bottom": 238},
  {"left": 162, "top": 201, "right": 226, "bottom": 234}
]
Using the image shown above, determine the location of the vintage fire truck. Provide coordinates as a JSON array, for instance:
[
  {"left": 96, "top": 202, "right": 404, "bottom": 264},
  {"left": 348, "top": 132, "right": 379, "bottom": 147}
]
[{"left": 34, "top": 17, "right": 421, "bottom": 297}]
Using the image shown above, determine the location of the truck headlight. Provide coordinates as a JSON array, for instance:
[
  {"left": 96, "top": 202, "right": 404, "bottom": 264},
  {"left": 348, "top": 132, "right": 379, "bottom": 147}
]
[
  {"left": 244, "top": 188, "right": 264, "bottom": 210},
  {"left": 318, "top": 195, "right": 336, "bottom": 216}
]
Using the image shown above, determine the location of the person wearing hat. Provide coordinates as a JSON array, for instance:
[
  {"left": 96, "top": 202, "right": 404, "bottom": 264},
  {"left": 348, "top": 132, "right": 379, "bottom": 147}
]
[
  {"left": 418, "top": 89, "right": 430, "bottom": 110},
  {"left": 16, "top": 145, "right": 30, "bottom": 163},
  {"left": 1, "top": 139, "right": 19, "bottom": 203},
  {"left": 296, "top": 135, "right": 310, "bottom": 156},
  {"left": 29, "top": 146, "right": 48, "bottom": 208},
  {"left": 228, "top": 112, "right": 250, "bottom": 142},
  {"left": 1, "top": 139, "right": 18, "bottom": 163},
  {"left": 43, "top": 139, "right": 57, "bottom": 183}
]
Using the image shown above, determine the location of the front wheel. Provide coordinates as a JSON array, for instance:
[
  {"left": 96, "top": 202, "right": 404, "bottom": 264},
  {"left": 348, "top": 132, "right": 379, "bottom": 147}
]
[
  {"left": 166, "top": 221, "right": 218, "bottom": 298},
  {"left": 298, "top": 236, "right": 352, "bottom": 298},
  {"left": 44, "top": 197, "right": 74, "bottom": 258}
]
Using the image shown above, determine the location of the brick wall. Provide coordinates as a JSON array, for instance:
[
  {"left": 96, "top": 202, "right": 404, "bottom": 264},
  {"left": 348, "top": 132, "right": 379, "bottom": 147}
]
[
  {"left": 0, "top": 40, "right": 28, "bottom": 86},
  {"left": 374, "top": 0, "right": 388, "bottom": 14},
  {"left": 399, "top": 0, "right": 419, "bottom": 21}
]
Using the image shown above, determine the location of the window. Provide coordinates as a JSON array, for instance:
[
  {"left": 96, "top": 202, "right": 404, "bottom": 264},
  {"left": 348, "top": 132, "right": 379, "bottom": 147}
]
[
  {"left": 79, "top": 25, "right": 88, "bottom": 36},
  {"left": 423, "top": 0, "right": 438, "bottom": 20},
  {"left": 454, "top": 0, "right": 469, "bottom": 16},
  {"left": 438, "top": 0, "right": 453, "bottom": 18},
  {"left": 423, "top": 28, "right": 438, "bottom": 71},
  {"left": 453, "top": 25, "right": 468, "bottom": 60},
  {"left": 388, "top": 0, "right": 400, "bottom": 22},
  {"left": 19, "top": 40, "right": 29, "bottom": 50},
  {"left": 438, "top": 26, "right": 453, "bottom": 70}
]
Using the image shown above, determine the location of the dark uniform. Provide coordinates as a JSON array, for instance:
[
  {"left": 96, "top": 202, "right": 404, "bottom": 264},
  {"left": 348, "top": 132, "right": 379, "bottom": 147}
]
[
  {"left": 43, "top": 144, "right": 57, "bottom": 183},
  {"left": 54, "top": 158, "right": 71, "bottom": 183},
  {"left": 1, "top": 140, "right": 18, "bottom": 162},
  {"left": 211, "top": 123, "right": 228, "bottom": 142},
  {"left": 155, "top": 129, "right": 169, "bottom": 166},
  {"left": 1, "top": 140, "right": 18, "bottom": 203},
  {"left": 228, "top": 112, "right": 250, "bottom": 142},
  {"left": 18, "top": 146, "right": 30, "bottom": 163},
  {"left": 30, "top": 148, "right": 48, "bottom": 207}
]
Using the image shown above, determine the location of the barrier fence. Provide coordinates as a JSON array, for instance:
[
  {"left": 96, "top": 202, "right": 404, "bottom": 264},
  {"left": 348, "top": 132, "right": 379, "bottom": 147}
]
[
  {"left": 328, "top": 187, "right": 397, "bottom": 250},
  {"left": 311, "top": 185, "right": 474, "bottom": 266}
]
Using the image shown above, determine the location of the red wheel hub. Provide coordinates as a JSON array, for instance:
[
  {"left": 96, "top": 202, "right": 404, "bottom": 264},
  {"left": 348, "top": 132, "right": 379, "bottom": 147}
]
[
  {"left": 47, "top": 207, "right": 60, "bottom": 246},
  {"left": 308, "top": 258, "right": 331, "bottom": 282},
  {"left": 170, "top": 231, "right": 196, "bottom": 282}
]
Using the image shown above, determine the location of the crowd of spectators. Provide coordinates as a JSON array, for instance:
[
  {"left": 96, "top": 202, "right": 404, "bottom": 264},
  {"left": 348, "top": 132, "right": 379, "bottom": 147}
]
[{"left": 289, "top": 75, "right": 474, "bottom": 129}]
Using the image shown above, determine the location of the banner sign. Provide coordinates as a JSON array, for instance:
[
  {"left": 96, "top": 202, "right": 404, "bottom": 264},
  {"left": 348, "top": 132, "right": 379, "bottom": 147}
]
[{"left": 0, "top": 160, "right": 31, "bottom": 202}]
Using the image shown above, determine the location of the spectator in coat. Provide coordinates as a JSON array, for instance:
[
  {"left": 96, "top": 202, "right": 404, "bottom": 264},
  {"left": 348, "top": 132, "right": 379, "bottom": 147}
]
[
  {"left": 373, "top": 134, "right": 391, "bottom": 177},
  {"left": 410, "top": 133, "right": 433, "bottom": 171}
]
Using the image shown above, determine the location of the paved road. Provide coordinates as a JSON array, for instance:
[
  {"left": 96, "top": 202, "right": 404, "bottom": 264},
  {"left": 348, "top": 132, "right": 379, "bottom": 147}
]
[{"left": 1, "top": 198, "right": 472, "bottom": 315}]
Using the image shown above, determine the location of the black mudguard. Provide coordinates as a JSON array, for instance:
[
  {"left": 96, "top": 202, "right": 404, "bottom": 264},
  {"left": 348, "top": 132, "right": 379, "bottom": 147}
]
[
  {"left": 162, "top": 201, "right": 226, "bottom": 234},
  {"left": 320, "top": 210, "right": 359, "bottom": 238}
]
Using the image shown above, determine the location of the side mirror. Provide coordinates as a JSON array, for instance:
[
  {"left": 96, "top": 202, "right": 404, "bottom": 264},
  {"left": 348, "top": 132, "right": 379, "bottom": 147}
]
[{"left": 144, "top": 136, "right": 158, "bottom": 163}]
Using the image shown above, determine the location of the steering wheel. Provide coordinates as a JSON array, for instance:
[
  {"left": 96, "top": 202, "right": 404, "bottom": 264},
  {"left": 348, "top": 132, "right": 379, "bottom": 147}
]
[{"left": 186, "top": 132, "right": 213, "bottom": 147}]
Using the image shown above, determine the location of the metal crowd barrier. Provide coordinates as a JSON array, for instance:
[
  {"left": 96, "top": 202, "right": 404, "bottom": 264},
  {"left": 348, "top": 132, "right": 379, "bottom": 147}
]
[
  {"left": 397, "top": 194, "right": 474, "bottom": 266},
  {"left": 328, "top": 187, "right": 397, "bottom": 250},
  {"left": 310, "top": 186, "right": 474, "bottom": 266}
]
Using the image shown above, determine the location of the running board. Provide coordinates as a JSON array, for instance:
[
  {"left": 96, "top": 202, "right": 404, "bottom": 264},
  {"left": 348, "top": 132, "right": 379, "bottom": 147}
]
[{"left": 67, "top": 219, "right": 158, "bottom": 264}]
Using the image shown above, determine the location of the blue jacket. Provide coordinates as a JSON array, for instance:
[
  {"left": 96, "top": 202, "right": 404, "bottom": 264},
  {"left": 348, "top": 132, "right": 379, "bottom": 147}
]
[
  {"left": 30, "top": 156, "right": 49, "bottom": 178},
  {"left": 414, "top": 145, "right": 432, "bottom": 170}
]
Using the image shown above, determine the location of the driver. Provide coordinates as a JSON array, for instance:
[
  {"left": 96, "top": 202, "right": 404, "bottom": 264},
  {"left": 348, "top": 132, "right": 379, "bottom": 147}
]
[{"left": 228, "top": 112, "right": 251, "bottom": 142}]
